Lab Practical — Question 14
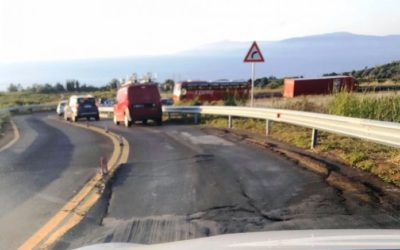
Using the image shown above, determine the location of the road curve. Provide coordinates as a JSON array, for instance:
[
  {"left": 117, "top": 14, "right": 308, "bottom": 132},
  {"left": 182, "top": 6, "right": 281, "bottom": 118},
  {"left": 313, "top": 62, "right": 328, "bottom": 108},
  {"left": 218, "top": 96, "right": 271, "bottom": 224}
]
[
  {"left": 0, "top": 120, "right": 20, "bottom": 153},
  {"left": 0, "top": 113, "right": 112, "bottom": 250},
  {"left": 54, "top": 120, "right": 400, "bottom": 249}
]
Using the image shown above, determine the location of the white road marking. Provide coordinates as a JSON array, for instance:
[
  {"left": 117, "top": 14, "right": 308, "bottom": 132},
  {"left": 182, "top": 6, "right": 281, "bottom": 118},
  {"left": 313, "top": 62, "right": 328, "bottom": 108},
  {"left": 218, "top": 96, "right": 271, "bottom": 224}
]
[
  {"left": 37, "top": 193, "right": 67, "bottom": 205},
  {"left": 12, "top": 125, "right": 38, "bottom": 154},
  {"left": 180, "top": 132, "right": 234, "bottom": 146}
]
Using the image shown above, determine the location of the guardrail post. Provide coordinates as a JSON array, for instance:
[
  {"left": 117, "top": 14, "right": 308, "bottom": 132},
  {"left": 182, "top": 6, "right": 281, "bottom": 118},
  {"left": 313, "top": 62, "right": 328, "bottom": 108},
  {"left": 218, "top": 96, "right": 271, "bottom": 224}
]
[
  {"left": 228, "top": 115, "right": 232, "bottom": 129},
  {"left": 265, "top": 120, "right": 272, "bottom": 136},
  {"left": 311, "top": 128, "right": 318, "bottom": 149}
]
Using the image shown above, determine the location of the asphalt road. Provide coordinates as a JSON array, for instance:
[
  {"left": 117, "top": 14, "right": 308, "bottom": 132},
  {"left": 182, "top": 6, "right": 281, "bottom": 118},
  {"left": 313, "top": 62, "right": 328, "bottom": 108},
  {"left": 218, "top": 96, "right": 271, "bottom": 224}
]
[
  {"left": 0, "top": 113, "right": 112, "bottom": 250},
  {"left": 55, "top": 120, "right": 400, "bottom": 249}
]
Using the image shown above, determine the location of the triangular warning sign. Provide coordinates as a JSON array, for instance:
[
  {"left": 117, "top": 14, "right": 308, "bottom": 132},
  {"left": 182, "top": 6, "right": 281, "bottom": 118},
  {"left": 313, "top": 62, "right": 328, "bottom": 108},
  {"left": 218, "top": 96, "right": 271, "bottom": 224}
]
[{"left": 244, "top": 41, "right": 264, "bottom": 62}]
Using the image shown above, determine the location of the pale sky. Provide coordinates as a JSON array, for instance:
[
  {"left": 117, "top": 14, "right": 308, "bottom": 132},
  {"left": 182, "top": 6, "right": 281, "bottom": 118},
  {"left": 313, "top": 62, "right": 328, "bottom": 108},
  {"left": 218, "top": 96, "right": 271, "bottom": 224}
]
[{"left": 0, "top": 0, "right": 399, "bottom": 63}]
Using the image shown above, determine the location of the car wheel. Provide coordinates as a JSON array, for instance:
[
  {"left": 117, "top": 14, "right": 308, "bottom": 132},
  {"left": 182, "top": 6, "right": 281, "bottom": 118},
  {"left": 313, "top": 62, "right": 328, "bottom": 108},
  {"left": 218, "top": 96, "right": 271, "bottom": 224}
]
[
  {"left": 113, "top": 115, "right": 120, "bottom": 125},
  {"left": 124, "top": 114, "right": 132, "bottom": 127}
]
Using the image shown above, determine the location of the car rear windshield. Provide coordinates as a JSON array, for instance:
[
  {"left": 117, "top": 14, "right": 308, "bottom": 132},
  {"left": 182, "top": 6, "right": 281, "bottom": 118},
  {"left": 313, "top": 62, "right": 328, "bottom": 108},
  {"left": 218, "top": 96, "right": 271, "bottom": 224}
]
[{"left": 78, "top": 97, "right": 96, "bottom": 105}]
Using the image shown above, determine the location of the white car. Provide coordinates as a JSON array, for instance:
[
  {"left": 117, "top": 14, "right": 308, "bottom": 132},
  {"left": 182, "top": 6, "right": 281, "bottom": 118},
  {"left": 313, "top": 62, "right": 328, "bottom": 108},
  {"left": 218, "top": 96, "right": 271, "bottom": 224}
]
[{"left": 56, "top": 100, "right": 68, "bottom": 116}]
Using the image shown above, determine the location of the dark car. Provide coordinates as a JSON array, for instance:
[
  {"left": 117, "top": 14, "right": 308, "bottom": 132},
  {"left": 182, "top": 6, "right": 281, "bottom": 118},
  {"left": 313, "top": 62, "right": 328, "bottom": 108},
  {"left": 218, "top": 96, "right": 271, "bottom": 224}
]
[
  {"left": 161, "top": 98, "right": 173, "bottom": 106},
  {"left": 64, "top": 95, "right": 100, "bottom": 122}
]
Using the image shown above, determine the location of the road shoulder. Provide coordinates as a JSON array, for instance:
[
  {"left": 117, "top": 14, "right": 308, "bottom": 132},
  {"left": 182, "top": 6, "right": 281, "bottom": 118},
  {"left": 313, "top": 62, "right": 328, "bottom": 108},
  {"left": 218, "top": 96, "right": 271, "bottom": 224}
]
[
  {"left": 201, "top": 126, "right": 400, "bottom": 212},
  {"left": 0, "top": 120, "right": 20, "bottom": 152},
  {"left": 17, "top": 118, "right": 129, "bottom": 250}
]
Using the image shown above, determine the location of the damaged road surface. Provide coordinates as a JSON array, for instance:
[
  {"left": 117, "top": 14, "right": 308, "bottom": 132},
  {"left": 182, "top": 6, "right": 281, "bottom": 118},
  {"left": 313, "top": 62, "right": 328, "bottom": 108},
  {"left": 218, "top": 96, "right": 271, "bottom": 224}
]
[{"left": 54, "top": 122, "right": 400, "bottom": 249}]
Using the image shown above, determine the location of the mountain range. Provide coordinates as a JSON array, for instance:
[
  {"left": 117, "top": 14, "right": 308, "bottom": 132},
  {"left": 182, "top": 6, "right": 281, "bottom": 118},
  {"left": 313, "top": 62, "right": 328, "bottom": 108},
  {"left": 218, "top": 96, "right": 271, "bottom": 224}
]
[{"left": 1, "top": 32, "right": 400, "bottom": 89}]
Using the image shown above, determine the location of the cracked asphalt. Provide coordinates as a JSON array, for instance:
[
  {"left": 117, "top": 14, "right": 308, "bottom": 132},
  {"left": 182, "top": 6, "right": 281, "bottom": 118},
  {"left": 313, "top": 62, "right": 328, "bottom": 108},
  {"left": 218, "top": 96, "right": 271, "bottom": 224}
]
[{"left": 54, "top": 121, "right": 400, "bottom": 249}]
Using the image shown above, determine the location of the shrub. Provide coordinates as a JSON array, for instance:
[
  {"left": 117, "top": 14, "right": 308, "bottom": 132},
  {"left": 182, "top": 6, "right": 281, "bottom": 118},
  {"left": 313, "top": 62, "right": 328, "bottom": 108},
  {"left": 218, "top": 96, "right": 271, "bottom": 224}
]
[
  {"left": 223, "top": 95, "right": 237, "bottom": 106},
  {"left": 328, "top": 92, "right": 400, "bottom": 122}
]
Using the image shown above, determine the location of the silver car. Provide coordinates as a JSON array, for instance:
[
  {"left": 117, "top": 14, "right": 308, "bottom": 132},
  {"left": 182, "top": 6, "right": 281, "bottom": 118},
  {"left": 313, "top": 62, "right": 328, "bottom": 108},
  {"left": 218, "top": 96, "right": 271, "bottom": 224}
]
[{"left": 56, "top": 100, "right": 68, "bottom": 116}]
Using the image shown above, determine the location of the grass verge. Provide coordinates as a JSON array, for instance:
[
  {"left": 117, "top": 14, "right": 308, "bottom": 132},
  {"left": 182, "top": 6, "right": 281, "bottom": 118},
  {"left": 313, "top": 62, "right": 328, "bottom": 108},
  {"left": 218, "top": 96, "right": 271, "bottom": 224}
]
[
  {"left": 0, "top": 113, "right": 11, "bottom": 138},
  {"left": 0, "top": 90, "right": 116, "bottom": 109}
]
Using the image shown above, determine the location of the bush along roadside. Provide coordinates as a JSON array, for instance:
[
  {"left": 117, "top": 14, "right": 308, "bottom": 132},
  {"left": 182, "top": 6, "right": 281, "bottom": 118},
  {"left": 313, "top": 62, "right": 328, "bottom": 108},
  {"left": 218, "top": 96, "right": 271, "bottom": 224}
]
[
  {"left": 0, "top": 113, "right": 11, "bottom": 138},
  {"left": 328, "top": 92, "right": 400, "bottom": 122}
]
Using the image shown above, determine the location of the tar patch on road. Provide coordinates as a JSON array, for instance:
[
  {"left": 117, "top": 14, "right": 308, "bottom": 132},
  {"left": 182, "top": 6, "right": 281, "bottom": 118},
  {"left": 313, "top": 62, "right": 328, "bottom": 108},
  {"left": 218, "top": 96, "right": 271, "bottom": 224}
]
[{"left": 51, "top": 125, "right": 400, "bottom": 250}]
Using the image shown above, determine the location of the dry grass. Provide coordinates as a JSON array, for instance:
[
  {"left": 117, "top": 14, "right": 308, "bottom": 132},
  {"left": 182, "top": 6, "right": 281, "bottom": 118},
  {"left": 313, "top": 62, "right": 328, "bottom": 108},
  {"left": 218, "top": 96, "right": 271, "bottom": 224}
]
[
  {"left": 0, "top": 90, "right": 116, "bottom": 109},
  {"left": 160, "top": 92, "right": 173, "bottom": 99},
  {"left": 253, "top": 87, "right": 283, "bottom": 94},
  {"left": 0, "top": 113, "right": 10, "bottom": 138},
  {"left": 359, "top": 80, "right": 400, "bottom": 86}
]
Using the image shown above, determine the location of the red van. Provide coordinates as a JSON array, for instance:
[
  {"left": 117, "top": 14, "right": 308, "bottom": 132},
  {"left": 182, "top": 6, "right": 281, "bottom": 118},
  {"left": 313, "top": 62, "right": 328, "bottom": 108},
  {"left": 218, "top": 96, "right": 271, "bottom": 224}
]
[{"left": 113, "top": 83, "right": 162, "bottom": 127}]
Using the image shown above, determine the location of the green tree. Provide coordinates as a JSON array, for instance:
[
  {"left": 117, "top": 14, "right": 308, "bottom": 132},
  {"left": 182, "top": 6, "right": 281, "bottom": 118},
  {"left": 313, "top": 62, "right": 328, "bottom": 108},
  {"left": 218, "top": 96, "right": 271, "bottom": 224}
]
[
  {"left": 255, "top": 77, "right": 269, "bottom": 88},
  {"left": 7, "top": 83, "right": 19, "bottom": 92},
  {"left": 65, "top": 80, "right": 81, "bottom": 92},
  {"left": 55, "top": 82, "right": 65, "bottom": 92},
  {"left": 108, "top": 78, "right": 120, "bottom": 90},
  {"left": 75, "top": 81, "right": 80, "bottom": 92},
  {"left": 162, "top": 79, "right": 175, "bottom": 92},
  {"left": 65, "top": 80, "right": 75, "bottom": 91}
]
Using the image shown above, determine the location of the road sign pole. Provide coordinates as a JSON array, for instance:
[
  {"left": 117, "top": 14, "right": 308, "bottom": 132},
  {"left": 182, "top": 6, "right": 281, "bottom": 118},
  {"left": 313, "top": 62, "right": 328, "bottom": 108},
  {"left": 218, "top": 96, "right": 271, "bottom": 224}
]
[
  {"left": 251, "top": 62, "right": 255, "bottom": 107},
  {"left": 244, "top": 41, "right": 263, "bottom": 107}
]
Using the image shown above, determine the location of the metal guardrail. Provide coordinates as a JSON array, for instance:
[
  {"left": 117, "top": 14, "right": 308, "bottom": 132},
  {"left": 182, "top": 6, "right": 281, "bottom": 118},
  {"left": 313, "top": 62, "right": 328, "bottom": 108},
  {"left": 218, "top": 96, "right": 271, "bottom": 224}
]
[
  {"left": 98, "top": 106, "right": 113, "bottom": 113},
  {"left": 98, "top": 106, "right": 113, "bottom": 118},
  {"left": 2, "top": 103, "right": 399, "bottom": 148},
  {"left": 89, "top": 105, "right": 400, "bottom": 149},
  {"left": 162, "top": 106, "right": 400, "bottom": 149},
  {"left": 0, "top": 104, "right": 57, "bottom": 114}
]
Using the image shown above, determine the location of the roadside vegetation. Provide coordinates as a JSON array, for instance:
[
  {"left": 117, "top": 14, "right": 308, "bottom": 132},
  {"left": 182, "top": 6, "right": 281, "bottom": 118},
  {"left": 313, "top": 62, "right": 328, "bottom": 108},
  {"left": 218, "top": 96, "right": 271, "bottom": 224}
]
[
  {"left": 0, "top": 79, "right": 122, "bottom": 108},
  {"left": 1, "top": 77, "right": 177, "bottom": 108},
  {"left": 0, "top": 90, "right": 117, "bottom": 109},
  {"left": 325, "top": 60, "right": 400, "bottom": 84},
  {"left": 0, "top": 113, "right": 10, "bottom": 138}
]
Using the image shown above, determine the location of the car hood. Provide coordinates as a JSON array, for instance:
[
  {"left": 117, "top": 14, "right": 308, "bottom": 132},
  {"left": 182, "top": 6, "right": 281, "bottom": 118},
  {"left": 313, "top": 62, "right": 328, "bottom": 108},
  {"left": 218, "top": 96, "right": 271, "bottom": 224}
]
[{"left": 75, "top": 229, "right": 400, "bottom": 250}]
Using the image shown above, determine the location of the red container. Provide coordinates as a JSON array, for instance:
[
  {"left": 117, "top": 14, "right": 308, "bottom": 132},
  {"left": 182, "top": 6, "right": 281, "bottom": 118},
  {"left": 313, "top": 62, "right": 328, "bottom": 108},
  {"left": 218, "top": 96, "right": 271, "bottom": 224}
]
[
  {"left": 283, "top": 76, "right": 357, "bottom": 97},
  {"left": 173, "top": 81, "right": 250, "bottom": 103}
]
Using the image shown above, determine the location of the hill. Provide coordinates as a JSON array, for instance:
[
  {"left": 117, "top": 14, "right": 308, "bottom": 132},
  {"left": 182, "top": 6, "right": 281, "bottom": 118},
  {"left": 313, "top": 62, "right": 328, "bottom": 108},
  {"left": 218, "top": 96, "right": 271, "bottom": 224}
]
[
  {"left": 1, "top": 32, "right": 400, "bottom": 89},
  {"left": 324, "top": 61, "right": 400, "bottom": 82},
  {"left": 347, "top": 61, "right": 400, "bottom": 81}
]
